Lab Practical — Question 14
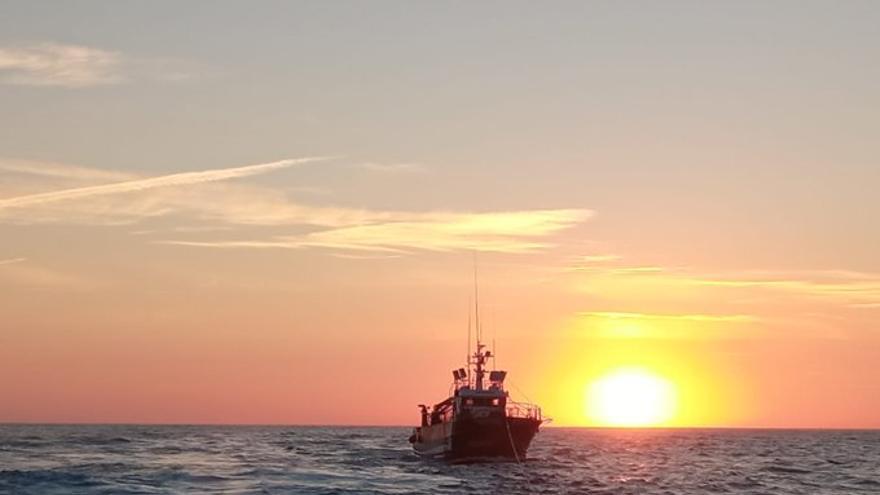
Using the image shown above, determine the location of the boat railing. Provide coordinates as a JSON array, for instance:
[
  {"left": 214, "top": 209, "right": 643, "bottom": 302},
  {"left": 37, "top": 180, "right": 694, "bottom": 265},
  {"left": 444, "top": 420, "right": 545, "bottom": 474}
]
[{"left": 506, "top": 401, "right": 542, "bottom": 421}]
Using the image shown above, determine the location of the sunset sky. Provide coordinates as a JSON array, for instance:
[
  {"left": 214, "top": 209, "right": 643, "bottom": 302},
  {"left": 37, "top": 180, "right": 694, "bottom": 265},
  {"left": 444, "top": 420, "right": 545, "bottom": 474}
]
[{"left": 1, "top": 1, "right": 878, "bottom": 428}]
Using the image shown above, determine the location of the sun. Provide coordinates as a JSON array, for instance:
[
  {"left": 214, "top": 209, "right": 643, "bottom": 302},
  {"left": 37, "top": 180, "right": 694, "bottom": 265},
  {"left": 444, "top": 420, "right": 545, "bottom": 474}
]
[{"left": 585, "top": 367, "right": 678, "bottom": 427}]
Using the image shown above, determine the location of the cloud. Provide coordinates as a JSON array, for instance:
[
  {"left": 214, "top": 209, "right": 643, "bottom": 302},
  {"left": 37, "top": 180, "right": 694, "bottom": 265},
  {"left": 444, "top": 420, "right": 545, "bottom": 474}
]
[
  {"left": 566, "top": 257, "right": 880, "bottom": 311},
  {"left": 565, "top": 256, "right": 669, "bottom": 274},
  {"left": 0, "top": 42, "right": 200, "bottom": 88},
  {"left": 357, "top": 162, "right": 426, "bottom": 173},
  {"left": 0, "top": 159, "right": 403, "bottom": 227},
  {"left": 606, "top": 266, "right": 668, "bottom": 274},
  {"left": 677, "top": 272, "right": 880, "bottom": 303},
  {"left": 155, "top": 183, "right": 398, "bottom": 227},
  {"left": 330, "top": 253, "right": 402, "bottom": 260},
  {"left": 159, "top": 209, "right": 593, "bottom": 254},
  {"left": 0, "top": 259, "right": 95, "bottom": 290},
  {"left": 0, "top": 43, "right": 123, "bottom": 87},
  {"left": 290, "top": 210, "right": 591, "bottom": 253},
  {"left": 576, "top": 254, "right": 622, "bottom": 263},
  {"left": 0, "top": 159, "right": 134, "bottom": 182},
  {"left": 158, "top": 239, "right": 311, "bottom": 250},
  {"left": 579, "top": 311, "right": 756, "bottom": 323},
  {"left": 0, "top": 157, "right": 592, "bottom": 255},
  {"left": 573, "top": 310, "right": 760, "bottom": 340},
  {"left": 0, "top": 157, "right": 328, "bottom": 211},
  {"left": 850, "top": 303, "right": 880, "bottom": 309}
]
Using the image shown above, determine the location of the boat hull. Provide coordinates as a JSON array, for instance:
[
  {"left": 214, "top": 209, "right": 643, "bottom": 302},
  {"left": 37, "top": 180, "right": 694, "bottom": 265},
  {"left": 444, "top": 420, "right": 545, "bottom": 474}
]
[{"left": 411, "top": 416, "right": 540, "bottom": 462}]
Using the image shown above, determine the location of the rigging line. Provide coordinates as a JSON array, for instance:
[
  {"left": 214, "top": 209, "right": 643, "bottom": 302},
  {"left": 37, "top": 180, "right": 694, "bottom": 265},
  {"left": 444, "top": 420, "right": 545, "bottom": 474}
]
[
  {"left": 509, "top": 380, "right": 535, "bottom": 406},
  {"left": 504, "top": 417, "right": 521, "bottom": 464},
  {"left": 504, "top": 416, "right": 533, "bottom": 494}
]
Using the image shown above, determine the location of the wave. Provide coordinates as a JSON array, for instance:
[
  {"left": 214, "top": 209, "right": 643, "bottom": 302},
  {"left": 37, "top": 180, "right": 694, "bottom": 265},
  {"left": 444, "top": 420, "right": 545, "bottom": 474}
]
[{"left": 0, "top": 426, "right": 878, "bottom": 494}]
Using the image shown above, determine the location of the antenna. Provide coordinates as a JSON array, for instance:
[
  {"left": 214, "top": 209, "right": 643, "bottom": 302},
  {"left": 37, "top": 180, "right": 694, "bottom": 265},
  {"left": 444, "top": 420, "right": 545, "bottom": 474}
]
[
  {"left": 466, "top": 297, "right": 471, "bottom": 387},
  {"left": 472, "top": 252, "right": 488, "bottom": 391},
  {"left": 492, "top": 306, "right": 497, "bottom": 370},
  {"left": 473, "top": 253, "right": 481, "bottom": 344}
]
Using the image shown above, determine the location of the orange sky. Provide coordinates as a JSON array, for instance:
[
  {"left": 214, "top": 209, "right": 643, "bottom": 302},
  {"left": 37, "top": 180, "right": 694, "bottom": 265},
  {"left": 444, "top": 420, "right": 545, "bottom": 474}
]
[
  {"left": 1, "top": 2, "right": 879, "bottom": 428},
  {"left": 2, "top": 245, "right": 878, "bottom": 427}
]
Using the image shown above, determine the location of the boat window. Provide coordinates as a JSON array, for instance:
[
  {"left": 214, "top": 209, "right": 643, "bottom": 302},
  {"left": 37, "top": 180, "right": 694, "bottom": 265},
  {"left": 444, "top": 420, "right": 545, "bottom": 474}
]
[{"left": 462, "top": 397, "right": 503, "bottom": 407}]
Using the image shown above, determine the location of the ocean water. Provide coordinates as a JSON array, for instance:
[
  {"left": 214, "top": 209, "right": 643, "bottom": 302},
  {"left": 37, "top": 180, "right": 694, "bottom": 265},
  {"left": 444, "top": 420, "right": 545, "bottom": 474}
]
[{"left": 1, "top": 425, "right": 878, "bottom": 494}]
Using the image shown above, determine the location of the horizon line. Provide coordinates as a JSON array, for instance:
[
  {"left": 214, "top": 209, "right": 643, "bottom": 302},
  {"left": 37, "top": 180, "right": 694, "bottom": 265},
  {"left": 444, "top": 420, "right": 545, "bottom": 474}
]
[{"left": 2, "top": 421, "right": 878, "bottom": 431}]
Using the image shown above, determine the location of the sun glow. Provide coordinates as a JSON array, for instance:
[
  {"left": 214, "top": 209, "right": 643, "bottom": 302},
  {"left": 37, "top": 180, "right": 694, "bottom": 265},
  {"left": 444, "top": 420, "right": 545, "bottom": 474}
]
[{"left": 585, "top": 367, "right": 678, "bottom": 427}]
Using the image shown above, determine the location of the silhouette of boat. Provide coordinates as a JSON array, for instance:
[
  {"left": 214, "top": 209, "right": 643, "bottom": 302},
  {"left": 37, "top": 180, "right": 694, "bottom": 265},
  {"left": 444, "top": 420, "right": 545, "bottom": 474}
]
[{"left": 408, "top": 276, "right": 543, "bottom": 462}]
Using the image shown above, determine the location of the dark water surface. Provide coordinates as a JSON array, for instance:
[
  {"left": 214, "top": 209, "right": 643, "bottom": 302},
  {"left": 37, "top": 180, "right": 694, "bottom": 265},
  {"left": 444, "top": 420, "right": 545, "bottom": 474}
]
[{"left": 1, "top": 425, "right": 879, "bottom": 494}]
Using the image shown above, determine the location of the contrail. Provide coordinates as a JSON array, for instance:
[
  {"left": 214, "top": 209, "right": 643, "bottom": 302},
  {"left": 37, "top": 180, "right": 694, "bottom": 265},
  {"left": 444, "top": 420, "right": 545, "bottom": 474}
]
[
  {"left": 0, "top": 257, "right": 27, "bottom": 266},
  {"left": 0, "top": 157, "right": 329, "bottom": 210}
]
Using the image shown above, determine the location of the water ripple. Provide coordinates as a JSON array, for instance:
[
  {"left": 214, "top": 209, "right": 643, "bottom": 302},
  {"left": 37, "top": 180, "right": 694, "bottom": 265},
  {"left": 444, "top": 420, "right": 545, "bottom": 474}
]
[{"left": 1, "top": 425, "right": 879, "bottom": 494}]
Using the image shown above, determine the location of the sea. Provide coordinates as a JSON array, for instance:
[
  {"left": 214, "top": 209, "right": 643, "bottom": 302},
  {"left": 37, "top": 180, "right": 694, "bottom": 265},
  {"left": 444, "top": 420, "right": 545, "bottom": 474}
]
[{"left": 1, "top": 425, "right": 878, "bottom": 494}]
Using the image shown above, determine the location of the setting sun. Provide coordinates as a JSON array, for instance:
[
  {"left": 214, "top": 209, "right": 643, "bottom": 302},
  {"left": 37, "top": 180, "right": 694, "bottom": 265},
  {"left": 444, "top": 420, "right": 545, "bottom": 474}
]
[{"left": 585, "top": 368, "right": 678, "bottom": 427}]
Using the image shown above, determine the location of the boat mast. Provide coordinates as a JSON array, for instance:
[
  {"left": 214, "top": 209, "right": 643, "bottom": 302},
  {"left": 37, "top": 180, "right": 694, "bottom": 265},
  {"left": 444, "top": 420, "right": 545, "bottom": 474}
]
[
  {"left": 466, "top": 298, "right": 472, "bottom": 388},
  {"left": 474, "top": 257, "right": 481, "bottom": 346},
  {"left": 473, "top": 257, "right": 486, "bottom": 391}
]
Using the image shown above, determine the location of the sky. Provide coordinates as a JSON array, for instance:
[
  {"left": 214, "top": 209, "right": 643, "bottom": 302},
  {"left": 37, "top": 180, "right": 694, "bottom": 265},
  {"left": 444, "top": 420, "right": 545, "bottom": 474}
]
[{"left": 1, "top": 1, "right": 878, "bottom": 427}]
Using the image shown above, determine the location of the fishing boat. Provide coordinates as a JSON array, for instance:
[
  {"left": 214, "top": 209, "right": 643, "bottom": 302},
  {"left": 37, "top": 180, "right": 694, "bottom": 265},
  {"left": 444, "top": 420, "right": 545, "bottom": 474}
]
[{"left": 408, "top": 284, "right": 543, "bottom": 462}]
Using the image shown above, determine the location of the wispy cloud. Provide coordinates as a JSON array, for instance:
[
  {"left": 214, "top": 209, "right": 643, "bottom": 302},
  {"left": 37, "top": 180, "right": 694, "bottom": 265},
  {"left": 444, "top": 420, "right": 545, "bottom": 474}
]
[
  {"left": 290, "top": 210, "right": 591, "bottom": 253},
  {"left": 565, "top": 256, "right": 880, "bottom": 320},
  {"left": 0, "top": 259, "right": 97, "bottom": 290},
  {"left": 850, "top": 302, "right": 880, "bottom": 309},
  {"left": 0, "top": 159, "right": 134, "bottom": 182},
  {"left": 0, "top": 157, "right": 327, "bottom": 211},
  {"left": 0, "top": 159, "right": 397, "bottom": 227},
  {"left": 357, "top": 162, "right": 426, "bottom": 173},
  {"left": 579, "top": 311, "right": 756, "bottom": 322},
  {"left": 330, "top": 253, "right": 402, "bottom": 260},
  {"left": 565, "top": 255, "right": 670, "bottom": 274},
  {"left": 159, "top": 209, "right": 593, "bottom": 254},
  {"left": 606, "top": 266, "right": 668, "bottom": 274},
  {"left": 158, "top": 239, "right": 311, "bottom": 250},
  {"left": 576, "top": 254, "right": 622, "bottom": 264},
  {"left": 0, "top": 43, "right": 123, "bottom": 87},
  {"left": 0, "top": 158, "right": 592, "bottom": 255},
  {"left": 0, "top": 42, "right": 200, "bottom": 88},
  {"left": 573, "top": 309, "right": 760, "bottom": 340},
  {"left": 675, "top": 271, "right": 880, "bottom": 304}
]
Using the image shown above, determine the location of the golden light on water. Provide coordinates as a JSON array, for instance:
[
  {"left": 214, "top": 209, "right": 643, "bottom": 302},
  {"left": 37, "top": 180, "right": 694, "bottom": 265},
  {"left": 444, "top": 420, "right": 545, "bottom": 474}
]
[{"left": 585, "top": 367, "right": 678, "bottom": 427}]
